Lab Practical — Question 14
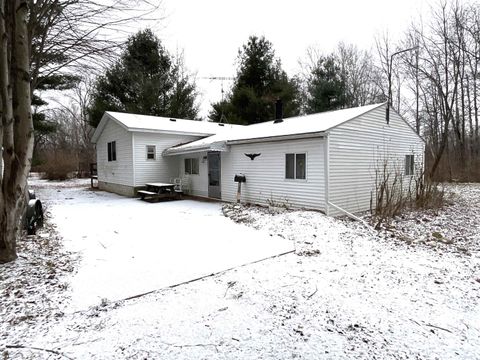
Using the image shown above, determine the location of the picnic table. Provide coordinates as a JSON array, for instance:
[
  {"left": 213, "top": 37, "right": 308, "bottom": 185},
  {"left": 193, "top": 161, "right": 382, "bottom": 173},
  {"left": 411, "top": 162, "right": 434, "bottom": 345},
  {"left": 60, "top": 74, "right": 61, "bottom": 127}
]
[{"left": 137, "top": 182, "right": 179, "bottom": 202}]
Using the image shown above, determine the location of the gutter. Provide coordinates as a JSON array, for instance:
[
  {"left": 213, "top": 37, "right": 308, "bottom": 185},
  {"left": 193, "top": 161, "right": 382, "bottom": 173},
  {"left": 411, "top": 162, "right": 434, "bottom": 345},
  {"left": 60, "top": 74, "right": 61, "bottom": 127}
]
[
  {"left": 163, "top": 141, "right": 228, "bottom": 156},
  {"left": 163, "top": 145, "right": 212, "bottom": 156},
  {"left": 226, "top": 131, "right": 326, "bottom": 145}
]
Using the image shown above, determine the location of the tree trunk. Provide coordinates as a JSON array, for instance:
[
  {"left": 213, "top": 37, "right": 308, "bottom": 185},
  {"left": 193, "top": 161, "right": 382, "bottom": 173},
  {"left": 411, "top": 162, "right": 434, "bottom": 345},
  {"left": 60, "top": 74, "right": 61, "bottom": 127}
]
[
  {"left": 0, "top": 199, "right": 23, "bottom": 263},
  {"left": 0, "top": 0, "right": 33, "bottom": 263}
]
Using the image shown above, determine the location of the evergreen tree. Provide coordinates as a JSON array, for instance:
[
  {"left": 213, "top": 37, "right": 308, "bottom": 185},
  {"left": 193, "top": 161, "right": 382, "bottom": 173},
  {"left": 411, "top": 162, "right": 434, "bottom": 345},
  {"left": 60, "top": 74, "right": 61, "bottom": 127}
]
[
  {"left": 210, "top": 35, "right": 300, "bottom": 124},
  {"left": 88, "top": 29, "right": 199, "bottom": 127},
  {"left": 168, "top": 54, "right": 199, "bottom": 119},
  {"left": 304, "top": 55, "right": 347, "bottom": 114}
]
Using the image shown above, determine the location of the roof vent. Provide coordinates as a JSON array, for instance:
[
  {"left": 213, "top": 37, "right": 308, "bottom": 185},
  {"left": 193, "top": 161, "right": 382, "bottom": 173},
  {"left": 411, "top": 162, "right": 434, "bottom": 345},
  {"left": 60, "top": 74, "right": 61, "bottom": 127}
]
[
  {"left": 169, "top": 118, "right": 176, "bottom": 122},
  {"left": 218, "top": 123, "right": 225, "bottom": 126}
]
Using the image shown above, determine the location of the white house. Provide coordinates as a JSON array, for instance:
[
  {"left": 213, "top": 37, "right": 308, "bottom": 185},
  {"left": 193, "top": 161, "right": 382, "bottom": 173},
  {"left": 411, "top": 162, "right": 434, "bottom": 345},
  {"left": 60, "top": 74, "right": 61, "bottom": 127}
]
[
  {"left": 91, "top": 112, "right": 242, "bottom": 196},
  {"left": 92, "top": 103, "right": 425, "bottom": 216}
]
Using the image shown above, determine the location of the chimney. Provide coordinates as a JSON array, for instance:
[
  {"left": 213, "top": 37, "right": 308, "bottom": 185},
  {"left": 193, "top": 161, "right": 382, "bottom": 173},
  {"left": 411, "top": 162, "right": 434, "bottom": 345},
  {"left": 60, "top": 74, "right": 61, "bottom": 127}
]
[{"left": 274, "top": 99, "right": 283, "bottom": 123}]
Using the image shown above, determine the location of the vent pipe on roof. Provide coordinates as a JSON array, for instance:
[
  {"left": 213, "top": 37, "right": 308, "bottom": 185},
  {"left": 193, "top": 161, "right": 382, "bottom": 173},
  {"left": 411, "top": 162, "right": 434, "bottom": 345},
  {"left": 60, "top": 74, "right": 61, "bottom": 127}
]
[
  {"left": 169, "top": 118, "right": 176, "bottom": 122},
  {"left": 273, "top": 99, "right": 283, "bottom": 123}
]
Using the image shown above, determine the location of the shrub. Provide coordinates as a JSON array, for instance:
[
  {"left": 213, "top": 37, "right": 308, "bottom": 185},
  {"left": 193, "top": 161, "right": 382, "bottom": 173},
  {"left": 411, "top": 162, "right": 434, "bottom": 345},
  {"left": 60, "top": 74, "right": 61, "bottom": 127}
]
[
  {"left": 38, "top": 152, "right": 77, "bottom": 180},
  {"left": 372, "top": 159, "right": 446, "bottom": 229}
]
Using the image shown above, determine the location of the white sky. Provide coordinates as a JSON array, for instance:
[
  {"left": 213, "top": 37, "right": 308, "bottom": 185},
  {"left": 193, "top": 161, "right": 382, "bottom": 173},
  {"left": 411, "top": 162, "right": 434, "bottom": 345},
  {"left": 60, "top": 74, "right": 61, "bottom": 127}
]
[{"left": 148, "top": 0, "right": 431, "bottom": 118}]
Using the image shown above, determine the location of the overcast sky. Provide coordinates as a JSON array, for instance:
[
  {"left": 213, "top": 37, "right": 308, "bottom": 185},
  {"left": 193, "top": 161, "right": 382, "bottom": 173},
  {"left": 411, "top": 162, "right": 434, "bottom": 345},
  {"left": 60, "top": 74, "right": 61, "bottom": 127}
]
[{"left": 152, "top": 0, "right": 432, "bottom": 118}]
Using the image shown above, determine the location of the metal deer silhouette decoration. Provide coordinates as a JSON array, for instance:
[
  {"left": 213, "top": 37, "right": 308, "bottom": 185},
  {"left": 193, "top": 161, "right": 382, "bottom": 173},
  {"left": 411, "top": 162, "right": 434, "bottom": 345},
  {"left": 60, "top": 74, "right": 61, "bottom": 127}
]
[{"left": 245, "top": 153, "right": 261, "bottom": 160}]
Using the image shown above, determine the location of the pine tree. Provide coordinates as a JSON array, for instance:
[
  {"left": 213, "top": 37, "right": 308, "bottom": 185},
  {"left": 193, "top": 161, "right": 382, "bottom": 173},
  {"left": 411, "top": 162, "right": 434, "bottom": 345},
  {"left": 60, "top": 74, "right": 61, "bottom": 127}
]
[
  {"left": 305, "top": 55, "right": 347, "bottom": 114},
  {"left": 88, "top": 29, "right": 198, "bottom": 127},
  {"left": 210, "top": 35, "right": 300, "bottom": 124}
]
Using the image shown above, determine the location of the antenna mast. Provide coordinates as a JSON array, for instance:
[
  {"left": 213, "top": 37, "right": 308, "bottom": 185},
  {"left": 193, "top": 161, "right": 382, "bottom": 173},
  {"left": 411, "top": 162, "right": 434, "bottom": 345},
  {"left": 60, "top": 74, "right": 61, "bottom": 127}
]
[{"left": 200, "top": 76, "right": 234, "bottom": 123}]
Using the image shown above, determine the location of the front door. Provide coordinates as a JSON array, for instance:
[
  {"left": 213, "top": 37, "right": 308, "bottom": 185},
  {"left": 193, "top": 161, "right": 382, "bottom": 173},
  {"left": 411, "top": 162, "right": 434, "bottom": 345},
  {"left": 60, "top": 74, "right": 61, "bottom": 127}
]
[{"left": 208, "top": 152, "right": 221, "bottom": 199}]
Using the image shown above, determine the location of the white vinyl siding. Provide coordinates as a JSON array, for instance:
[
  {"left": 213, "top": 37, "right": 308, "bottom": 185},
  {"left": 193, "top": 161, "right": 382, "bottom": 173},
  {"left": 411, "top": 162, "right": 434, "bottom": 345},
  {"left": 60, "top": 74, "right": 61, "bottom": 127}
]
[
  {"left": 328, "top": 105, "right": 424, "bottom": 216},
  {"left": 132, "top": 132, "right": 201, "bottom": 186},
  {"left": 96, "top": 119, "right": 133, "bottom": 186},
  {"left": 221, "top": 138, "right": 325, "bottom": 210},
  {"left": 176, "top": 152, "right": 208, "bottom": 197}
]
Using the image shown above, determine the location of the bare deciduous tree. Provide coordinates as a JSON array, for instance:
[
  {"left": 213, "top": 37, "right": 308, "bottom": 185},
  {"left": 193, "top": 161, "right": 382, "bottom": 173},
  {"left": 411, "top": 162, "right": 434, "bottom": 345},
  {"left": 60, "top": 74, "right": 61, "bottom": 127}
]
[
  {"left": 337, "top": 42, "right": 384, "bottom": 107},
  {"left": 399, "top": 1, "right": 479, "bottom": 181},
  {"left": 1, "top": 0, "right": 160, "bottom": 263},
  {"left": 0, "top": 0, "right": 34, "bottom": 263}
]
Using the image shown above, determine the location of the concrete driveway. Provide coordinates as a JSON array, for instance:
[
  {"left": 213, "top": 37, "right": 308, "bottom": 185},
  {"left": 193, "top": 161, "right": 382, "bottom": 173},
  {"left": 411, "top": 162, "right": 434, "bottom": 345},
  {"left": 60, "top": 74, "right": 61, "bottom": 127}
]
[{"left": 34, "top": 179, "right": 293, "bottom": 310}]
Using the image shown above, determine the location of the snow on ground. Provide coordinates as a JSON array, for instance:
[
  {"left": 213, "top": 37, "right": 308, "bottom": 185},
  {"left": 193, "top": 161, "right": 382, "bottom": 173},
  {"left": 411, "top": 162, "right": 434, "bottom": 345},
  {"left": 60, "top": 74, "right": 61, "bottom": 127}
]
[
  {"left": 28, "top": 176, "right": 293, "bottom": 310},
  {"left": 1, "top": 178, "right": 479, "bottom": 359},
  {"left": 0, "top": 212, "right": 76, "bottom": 347}
]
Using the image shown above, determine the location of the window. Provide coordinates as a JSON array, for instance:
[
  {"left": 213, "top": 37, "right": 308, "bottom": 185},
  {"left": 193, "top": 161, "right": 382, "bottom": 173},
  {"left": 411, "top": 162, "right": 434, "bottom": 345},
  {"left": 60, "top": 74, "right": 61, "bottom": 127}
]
[
  {"left": 405, "top": 154, "right": 415, "bottom": 175},
  {"left": 107, "top": 141, "right": 116, "bottom": 162},
  {"left": 285, "top": 153, "right": 306, "bottom": 180},
  {"left": 184, "top": 158, "right": 199, "bottom": 175},
  {"left": 146, "top": 145, "right": 156, "bottom": 160}
]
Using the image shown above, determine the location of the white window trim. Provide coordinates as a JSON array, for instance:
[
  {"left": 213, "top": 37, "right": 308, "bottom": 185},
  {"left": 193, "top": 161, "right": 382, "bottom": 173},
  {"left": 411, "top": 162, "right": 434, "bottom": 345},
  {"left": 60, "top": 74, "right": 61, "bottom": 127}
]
[
  {"left": 107, "top": 140, "right": 117, "bottom": 162},
  {"left": 405, "top": 154, "right": 415, "bottom": 176},
  {"left": 184, "top": 157, "right": 199, "bottom": 175},
  {"left": 285, "top": 152, "right": 308, "bottom": 181},
  {"left": 146, "top": 145, "right": 156, "bottom": 160}
]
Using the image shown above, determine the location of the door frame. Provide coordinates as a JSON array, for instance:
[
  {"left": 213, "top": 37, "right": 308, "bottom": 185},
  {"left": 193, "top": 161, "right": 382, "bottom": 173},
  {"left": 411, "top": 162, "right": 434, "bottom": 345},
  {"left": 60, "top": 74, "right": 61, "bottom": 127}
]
[{"left": 207, "top": 152, "right": 221, "bottom": 199}]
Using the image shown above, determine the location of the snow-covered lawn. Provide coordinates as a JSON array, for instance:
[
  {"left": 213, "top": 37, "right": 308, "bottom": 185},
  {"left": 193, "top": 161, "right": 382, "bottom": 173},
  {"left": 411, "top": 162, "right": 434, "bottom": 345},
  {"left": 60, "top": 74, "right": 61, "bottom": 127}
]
[
  {"left": 1, "top": 178, "right": 479, "bottom": 359},
  {"left": 28, "top": 177, "right": 293, "bottom": 310}
]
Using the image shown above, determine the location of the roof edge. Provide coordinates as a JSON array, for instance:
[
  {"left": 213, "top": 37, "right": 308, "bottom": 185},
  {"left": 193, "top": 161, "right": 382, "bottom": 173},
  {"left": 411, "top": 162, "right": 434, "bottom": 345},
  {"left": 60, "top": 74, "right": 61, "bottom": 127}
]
[
  {"left": 130, "top": 128, "right": 215, "bottom": 137},
  {"left": 325, "top": 102, "right": 386, "bottom": 132},
  {"left": 226, "top": 131, "right": 326, "bottom": 145},
  {"left": 91, "top": 113, "right": 129, "bottom": 144},
  {"left": 329, "top": 103, "right": 425, "bottom": 144},
  {"left": 163, "top": 144, "right": 214, "bottom": 156}
]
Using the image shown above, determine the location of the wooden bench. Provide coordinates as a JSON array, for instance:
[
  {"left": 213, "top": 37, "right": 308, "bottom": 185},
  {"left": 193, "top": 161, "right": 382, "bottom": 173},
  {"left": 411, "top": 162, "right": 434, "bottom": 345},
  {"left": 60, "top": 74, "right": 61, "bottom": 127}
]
[
  {"left": 137, "top": 190, "right": 156, "bottom": 200},
  {"left": 137, "top": 188, "right": 179, "bottom": 202}
]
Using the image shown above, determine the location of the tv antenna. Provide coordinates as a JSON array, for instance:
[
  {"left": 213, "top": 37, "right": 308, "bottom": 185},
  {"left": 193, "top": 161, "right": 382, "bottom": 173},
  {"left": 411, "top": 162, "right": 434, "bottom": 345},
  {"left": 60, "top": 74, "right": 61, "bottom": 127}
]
[{"left": 200, "top": 76, "right": 234, "bottom": 123}]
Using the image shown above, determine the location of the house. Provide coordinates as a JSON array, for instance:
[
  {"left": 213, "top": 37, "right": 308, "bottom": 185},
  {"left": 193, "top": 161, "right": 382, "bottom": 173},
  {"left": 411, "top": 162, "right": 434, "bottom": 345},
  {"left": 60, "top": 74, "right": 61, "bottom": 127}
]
[
  {"left": 92, "top": 103, "right": 425, "bottom": 216},
  {"left": 91, "top": 112, "right": 242, "bottom": 196}
]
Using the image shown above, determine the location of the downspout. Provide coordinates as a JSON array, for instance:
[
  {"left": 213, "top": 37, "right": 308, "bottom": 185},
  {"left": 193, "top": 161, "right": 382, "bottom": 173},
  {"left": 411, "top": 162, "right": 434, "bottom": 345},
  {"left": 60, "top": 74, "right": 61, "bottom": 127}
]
[
  {"left": 132, "top": 133, "right": 136, "bottom": 188},
  {"left": 327, "top": 201, "right": 376, "bottom": 236},
  {"left": 327, "top": 201, "right": 365, "bottom": 224},
  {"left": 324, "top": 133, "right": 330, "bottom": 216}
]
